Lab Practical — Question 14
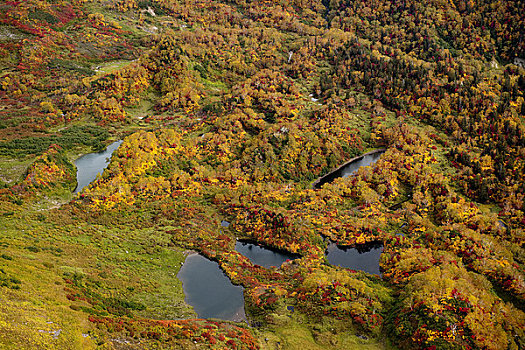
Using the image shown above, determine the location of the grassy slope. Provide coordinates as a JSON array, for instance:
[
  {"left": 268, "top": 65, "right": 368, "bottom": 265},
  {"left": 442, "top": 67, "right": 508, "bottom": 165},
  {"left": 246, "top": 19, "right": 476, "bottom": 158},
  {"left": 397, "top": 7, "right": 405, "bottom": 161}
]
[
  {"left": 0, "top": 198, "right": 195, "bottom": 348},
  {"left": 257, "top": 315, "right": 391, "bottom": 350}
]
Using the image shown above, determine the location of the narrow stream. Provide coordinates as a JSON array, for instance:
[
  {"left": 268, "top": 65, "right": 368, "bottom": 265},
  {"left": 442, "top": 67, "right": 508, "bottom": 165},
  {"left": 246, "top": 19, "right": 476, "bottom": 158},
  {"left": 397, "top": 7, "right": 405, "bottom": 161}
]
[
  {"left": 73, "top": 140, "right": 122, "bottom": 193},
  {"left": 177, "top": 254, "right": 246, "bottom": 322}
]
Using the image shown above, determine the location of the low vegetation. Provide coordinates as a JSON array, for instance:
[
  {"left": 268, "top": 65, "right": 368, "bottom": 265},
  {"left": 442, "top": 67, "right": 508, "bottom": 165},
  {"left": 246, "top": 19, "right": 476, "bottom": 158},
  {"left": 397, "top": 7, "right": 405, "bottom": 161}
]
[{"left": 0, "top": 0, "right": 523, "bottom": 349}]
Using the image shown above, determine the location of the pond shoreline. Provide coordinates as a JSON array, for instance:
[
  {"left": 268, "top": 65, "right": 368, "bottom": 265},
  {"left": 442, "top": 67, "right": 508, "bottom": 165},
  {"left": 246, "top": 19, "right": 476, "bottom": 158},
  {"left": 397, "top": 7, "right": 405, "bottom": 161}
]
[
  {"left": 177, "top": 252, "right": 247, "bottom": 323},
  {"left": 73, "top": 140, "right": 122, "bottom": 193},
  {"left": 325, "top": 240, "right": 384, "bottom": 276},
  {"left": 312, "top": 148, "right": 386, "bottom": 189},
  {"left": 236, "top": 238, "right": 302, "bottom": 256},
  {"left": 235, "top": 239, "right": 301, "bottom": 268}
]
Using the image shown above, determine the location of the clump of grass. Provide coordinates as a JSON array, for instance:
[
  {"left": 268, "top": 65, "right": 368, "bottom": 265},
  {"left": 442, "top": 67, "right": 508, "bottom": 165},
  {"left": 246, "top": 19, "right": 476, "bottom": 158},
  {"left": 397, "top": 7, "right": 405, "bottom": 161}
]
[{"left": 0, "top": 269, "right": 21, "bottom": 289}]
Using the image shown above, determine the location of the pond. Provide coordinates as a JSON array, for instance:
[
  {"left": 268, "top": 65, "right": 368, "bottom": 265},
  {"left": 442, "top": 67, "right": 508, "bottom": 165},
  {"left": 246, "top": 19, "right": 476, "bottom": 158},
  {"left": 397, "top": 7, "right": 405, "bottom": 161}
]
[
  {"left": 177, "top": 253, "right": 246, "bottom": 322},
  {"left": 73, "top": 140, "right": 122, "bottom": 193},
  {"left": 325, "top": 241, "right": 383, "bottom": 276},
  {"left": 235, "top": 240, "right": 299, "bottom": 268},
  {"left": 313, "top": 149, "right": 385, "bottom": 189}
]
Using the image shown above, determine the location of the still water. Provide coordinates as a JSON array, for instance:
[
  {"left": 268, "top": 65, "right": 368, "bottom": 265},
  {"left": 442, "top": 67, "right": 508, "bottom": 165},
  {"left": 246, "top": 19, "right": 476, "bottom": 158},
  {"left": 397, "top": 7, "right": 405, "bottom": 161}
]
[
  {"left": 314, "top": 150, "right": 384, "bottom": 189},
  {"left": 74, "top": 140, "right": 122, "bottom": 193},
  {"left": 326, "top": 241, "right": 383, "bottom": 276},
  {"left": 235, "top": 240, "right": 299, "bottom": 268},
  {"left": 177, "top": 254, "right": 246, "bottom": 322}
]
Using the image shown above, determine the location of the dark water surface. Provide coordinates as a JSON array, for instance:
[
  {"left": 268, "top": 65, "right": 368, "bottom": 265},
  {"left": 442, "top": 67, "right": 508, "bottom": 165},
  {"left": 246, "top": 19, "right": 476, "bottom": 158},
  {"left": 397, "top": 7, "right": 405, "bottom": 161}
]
[
  {"left": 177, "top": 254, "right": 246, "bottom": 322},
  {"left": 314, "top": 150, "right": 384, "bottom": 189},
  {"left": 339, "top": 152, "right": 383, "bottom": 177},
  {"left": 235, "top": 240, "right": 299, "bottom": 268},
  {"left": 74, "top": 140, "right": 122, "bottom": 193},
  {"left": 326, "top": 241, "right": 383, "bottom": 276}
]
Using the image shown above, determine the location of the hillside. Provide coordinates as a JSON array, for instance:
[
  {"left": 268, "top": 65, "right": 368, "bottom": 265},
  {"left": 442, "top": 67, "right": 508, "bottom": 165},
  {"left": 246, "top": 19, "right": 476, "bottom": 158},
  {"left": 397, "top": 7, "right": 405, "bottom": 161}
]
[{"left": 0, "top": 0, "right": 524, "bottom": 349}]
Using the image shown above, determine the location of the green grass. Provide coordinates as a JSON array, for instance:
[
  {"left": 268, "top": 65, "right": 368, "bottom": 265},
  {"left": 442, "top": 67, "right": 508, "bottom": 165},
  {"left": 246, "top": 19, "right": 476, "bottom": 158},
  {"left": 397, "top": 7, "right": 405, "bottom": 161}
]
[
  {"left": 129, "top": 246, "right": 196, "bottom": 320},
  {"left": 0, "top": 214, "right": 97, "bottom": 349},
  {"left": 92, "top": 60, "right": 136, "bottom": 76},
  {"left": 124, "top": 93, "right": 156, "bottom": 120},
  {"left": 257, "top": 312, "right": 393, "bottom": 350},
  {"left": 0, "top": 199, "right": 196, "bottom": 348},
  {"left": 0, "top": 125, "right": 109, "bottom": 158},
  {"left": 0, "top": 157, "right": 33, "bottom": 184}
]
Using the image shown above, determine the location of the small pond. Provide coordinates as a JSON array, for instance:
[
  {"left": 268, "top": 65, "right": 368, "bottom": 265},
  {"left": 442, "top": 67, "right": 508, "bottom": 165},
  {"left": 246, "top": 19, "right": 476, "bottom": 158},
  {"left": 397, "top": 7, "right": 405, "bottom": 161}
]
[
  {"left": 326, "top": 241, "right": 383, "bottom": 276},
  {"left": 313, "top": 150, "right": 384, "bottom": 189},
  {"left": 235, "top": 240, "right": 299, "bottom": 268},
  {"left": 177, "top": 253, "right": 246, "bottom": 322},
  {"left": 74, "top": 141, "right": 122, "bottom": 193}
]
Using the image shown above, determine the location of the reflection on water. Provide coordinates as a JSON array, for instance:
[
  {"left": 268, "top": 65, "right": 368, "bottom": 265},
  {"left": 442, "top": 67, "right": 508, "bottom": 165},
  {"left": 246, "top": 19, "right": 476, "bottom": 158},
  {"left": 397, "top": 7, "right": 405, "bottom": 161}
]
[
  {"left": 74, "top": 141, "right": 122, "bottom": 193},
  {"left": 339, "top": 152, "right": 383, "bottom": 178},
  {"left": 326, "top": 241, "right": 383, "bottom": 276},
  {"left": 314, "top": 150, "right": 384, "bottom": 189},
  {"left": 177, "top": 254, "right": 246, "bottom": 322},
  {"left": 235, "top": 240, "right": 299, "bottom": 268}
]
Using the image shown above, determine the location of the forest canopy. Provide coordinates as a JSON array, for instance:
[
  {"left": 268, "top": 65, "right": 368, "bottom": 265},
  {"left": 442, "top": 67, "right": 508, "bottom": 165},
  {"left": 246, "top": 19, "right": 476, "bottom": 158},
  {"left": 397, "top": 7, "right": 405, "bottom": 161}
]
[{"left": 0, "top": 0, "right": 523, "bottom": 349}]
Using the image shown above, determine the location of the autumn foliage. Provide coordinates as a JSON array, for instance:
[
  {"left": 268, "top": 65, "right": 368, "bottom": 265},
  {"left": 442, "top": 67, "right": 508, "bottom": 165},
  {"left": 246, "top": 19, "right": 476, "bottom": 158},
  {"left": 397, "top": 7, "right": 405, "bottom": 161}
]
[{"left": 0, "top": 0, "right": 524, "bottom": 349}]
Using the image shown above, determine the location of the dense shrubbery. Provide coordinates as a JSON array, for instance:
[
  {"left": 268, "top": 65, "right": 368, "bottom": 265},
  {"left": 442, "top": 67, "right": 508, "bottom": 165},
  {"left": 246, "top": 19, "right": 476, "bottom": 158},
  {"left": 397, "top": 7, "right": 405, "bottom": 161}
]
[
  {"left": 21, "top": 144, "right": 76, "bottom": 190},
  {"left": 0, "top": 0, "right": 523, "bottom": 349},
  {"left": 0, "top": 125, "right": 109, "bottom": 157}
]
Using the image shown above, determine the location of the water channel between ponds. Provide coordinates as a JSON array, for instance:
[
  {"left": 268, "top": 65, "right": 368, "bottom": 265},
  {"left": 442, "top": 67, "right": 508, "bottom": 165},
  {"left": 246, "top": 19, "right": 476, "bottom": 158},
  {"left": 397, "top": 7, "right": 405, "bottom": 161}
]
[
  {"left": 177, "top": 254, "right": 246, "bottom": 322},
  {"left": 73, "top": 140, "right": 122, "bottom": 193},
  {"left": 235, "top": 238, "right": 383, "bottom": 275},
  {"left": 236, "top": 239, "right": 383, "bottom": 276}
]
